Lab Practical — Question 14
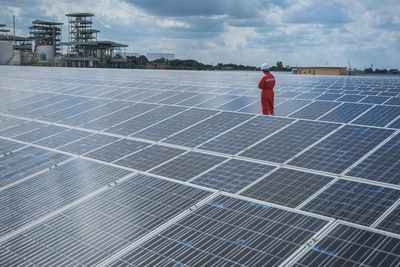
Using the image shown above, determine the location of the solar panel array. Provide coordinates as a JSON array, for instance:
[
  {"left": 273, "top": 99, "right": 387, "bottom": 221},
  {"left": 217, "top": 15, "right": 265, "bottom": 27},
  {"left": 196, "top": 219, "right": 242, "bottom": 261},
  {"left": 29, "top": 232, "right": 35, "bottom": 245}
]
[{"left": 1, "top": 66, "right": 400, "bottom": 266}]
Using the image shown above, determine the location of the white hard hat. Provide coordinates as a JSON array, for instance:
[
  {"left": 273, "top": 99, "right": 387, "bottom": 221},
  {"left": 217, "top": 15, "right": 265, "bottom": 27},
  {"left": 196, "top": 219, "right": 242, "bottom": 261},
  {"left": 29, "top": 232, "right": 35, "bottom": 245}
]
[{"left": 261, "top": 63, "right": 270, "bottom": 70}]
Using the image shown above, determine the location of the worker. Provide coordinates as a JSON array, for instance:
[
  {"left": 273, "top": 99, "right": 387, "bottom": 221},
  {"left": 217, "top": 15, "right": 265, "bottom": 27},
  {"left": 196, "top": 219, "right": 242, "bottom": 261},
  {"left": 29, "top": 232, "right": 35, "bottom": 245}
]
[{"left": 258, "top": 63, "right": 275, "bottom": 115}]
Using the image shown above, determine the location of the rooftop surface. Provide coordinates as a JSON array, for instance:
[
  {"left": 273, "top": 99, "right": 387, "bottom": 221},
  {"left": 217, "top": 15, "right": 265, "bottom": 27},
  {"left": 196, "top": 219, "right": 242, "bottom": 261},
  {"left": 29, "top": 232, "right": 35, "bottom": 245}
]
[{"left": 1, "top": 66, "right": 400, "bottom": 266}]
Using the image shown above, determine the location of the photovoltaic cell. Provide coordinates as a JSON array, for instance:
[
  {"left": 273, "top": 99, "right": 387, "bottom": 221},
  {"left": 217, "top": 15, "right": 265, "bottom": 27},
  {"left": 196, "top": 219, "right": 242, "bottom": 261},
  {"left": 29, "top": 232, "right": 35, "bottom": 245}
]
[
  {"left": 132, "top": 108, "right": 217, "bottom": 141},
  {"left": 385, "top": 97, "right": 400, "bottom": 106},
  {"left": 80, "top": 103, "right": 158, "bottom": 131},
  {"left": 6, "top": 94, "right": 71, "bottom": 115},
  {"left": 289, "top": 101, "right": 341, "bottom": 120},
  {"left": 196, "top": 95, "right": 239, "bottom": 109},
  {"left": 294, "top": 224, "right": 400, "bottom": 266},
  {"left": 60, "top": 101, "right": 132, "bottom": 126},
  {"left": 274, "top": 99, "right": 312, "bottom": 116},
  {"left": 294, "top": 92, "right": 321, "bottom": 100},
  {"left": 192, "top": 159, "right": 275, "bottom": 193},
  {"left": 13, "top": 125, "right": 69, "bottom": 143},
  {"left": 159, "top": 92, "right": 198, "bottom": 105},
  {"left": 241, "top": 168, "right": 334, "bottom": 208},
  {"left": 150, "top": 151, "right": 226, "bottom": 181},
  {"left": 352, "top": 105, "right": 400, "bottom": 127},
  {"left": 0, "top": 138, "right": 25, "bottom": 154},
  {"left": 301, "top": 179, "right": 400, "bottom": 226},
  {"left": 388, "top": 117, "right": 400, "bottom": 129},
  {"left": 0, "top": 174, "right": 211, "bottom": 266},
  {"left": 34, "top": 128, "right": 91, "bottom": 148},
  {"left": 43, "top": 98, "right": 111, "bottom": 122},
  {"left": 346, "top": 133, "right": 400, "bottom": 185},
  {"left": 106, "top": 105, "right": 186, "bottom": 136},
  {"left": 359, "top": 95, "right": 390, "bottom": 104},
  {"left": 0, "top": 158, "right": 131, "bottom": 234},
  {"left": 199, "top": 116, "right": 293, "bottom": 155},
  {"left": 115, "top": 144, "right": 186, "bottom": 171},
  {"left": 377, "top": 205, "right": 400, "bottom": 235},
  {"left": 315, "top": 94, "right": 342, "bottom": 101},
  {"left": 336, "top": 94, "right": 365, "bottom": 102},
  {"left": 176, "top": 93, "right": 216, "bottom": 107},
  {"left": 84, "top": 139, "right": 151, "bottom": 163},
  {"left": 164, "top": 112, "right": 254, "bottom": 147},
  {"left": 0, "top": 117, "right": 26, "bottom": 131},
  {"left": 216, "top": 96, "right": 258, "bottom": 111},
  {"left": 111, "top": 195, "right": 329, "bottom": 267},
  {"left": 57, "top": 134, "right": 119, "bottom": 155},
  {"left": 141, "top": 91, "right": 181, "bottom": 103},
  {"left": 0, "top": 146, "right": 70, "bottom": 186},
  {"left": 0, "top": 121, "right": 46, "bottom": 138},
  {"left": 318, "top": 103, "right": 372, "bottom": 123},
  {"left": 240, "top": 120, "right": 339, "bottom": 163},
  {"left": 289, "top": 126, "right": 394, "bottom": 174}
]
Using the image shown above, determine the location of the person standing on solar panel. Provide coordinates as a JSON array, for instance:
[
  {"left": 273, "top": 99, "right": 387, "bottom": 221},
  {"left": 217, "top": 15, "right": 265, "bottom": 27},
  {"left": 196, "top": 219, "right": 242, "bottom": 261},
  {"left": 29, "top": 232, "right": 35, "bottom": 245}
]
[{"left": 258, "top": 63, "right": 275, "bottom": 115}]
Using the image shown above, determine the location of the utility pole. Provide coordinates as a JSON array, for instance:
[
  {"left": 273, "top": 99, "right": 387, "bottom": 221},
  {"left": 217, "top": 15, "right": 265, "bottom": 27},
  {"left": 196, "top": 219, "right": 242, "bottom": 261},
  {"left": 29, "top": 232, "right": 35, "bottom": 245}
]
[{"left": 13, "top": 15, "right": 15, "bottom": 42}]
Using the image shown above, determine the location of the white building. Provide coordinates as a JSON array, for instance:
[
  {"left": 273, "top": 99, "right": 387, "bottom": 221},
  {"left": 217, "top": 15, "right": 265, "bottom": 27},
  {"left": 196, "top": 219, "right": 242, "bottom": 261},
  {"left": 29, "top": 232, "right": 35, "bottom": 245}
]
[{"left": 146, "top": 53, "right": 175, "bottom": 61}]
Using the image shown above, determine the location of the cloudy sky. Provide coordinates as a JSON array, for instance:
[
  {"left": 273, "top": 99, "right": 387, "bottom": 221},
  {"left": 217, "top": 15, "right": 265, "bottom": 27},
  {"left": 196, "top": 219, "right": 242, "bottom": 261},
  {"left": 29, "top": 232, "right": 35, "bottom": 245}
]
[{"left": 1, "top": 0, "right": 399, "bottom": 69}]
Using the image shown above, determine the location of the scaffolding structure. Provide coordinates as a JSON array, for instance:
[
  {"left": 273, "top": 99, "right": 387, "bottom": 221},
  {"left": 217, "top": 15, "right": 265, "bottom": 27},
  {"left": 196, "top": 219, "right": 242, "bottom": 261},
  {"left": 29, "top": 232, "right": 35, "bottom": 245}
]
[
  {"left": 62, "top": 13, "right": 127, "bottom": 68},
  {"left": 29, "top": 20, "right": 63, "bottom": 54},
  {"left": 0, "top": 24, "right": 10, "bottom": 40}
]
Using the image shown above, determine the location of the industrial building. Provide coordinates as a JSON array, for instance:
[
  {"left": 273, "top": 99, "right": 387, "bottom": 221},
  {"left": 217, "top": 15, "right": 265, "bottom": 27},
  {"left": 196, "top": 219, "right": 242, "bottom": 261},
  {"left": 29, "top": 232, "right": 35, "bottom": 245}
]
[
  {"left": 292, "top": 66, "right": 347, "bottom": 75},
  {"left": 0, "top": 24, "right": 33, "bottom": 65},
  {"left": 29, "top": 20, "right": 63, "bottom": 64},
  {"left": 61, "top": 13, "right": 128, "bottom": 68}
]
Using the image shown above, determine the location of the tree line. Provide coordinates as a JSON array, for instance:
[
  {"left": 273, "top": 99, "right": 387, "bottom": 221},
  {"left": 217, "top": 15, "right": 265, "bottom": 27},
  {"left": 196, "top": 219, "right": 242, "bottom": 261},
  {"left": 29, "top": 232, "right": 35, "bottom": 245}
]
[{"left": 123, "top": 56, "right": 398, "bottom": 74}]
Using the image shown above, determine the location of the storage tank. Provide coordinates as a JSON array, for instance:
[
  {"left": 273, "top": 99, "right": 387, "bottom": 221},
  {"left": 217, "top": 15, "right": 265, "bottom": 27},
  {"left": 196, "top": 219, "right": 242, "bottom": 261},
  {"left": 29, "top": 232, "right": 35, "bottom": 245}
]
[
  {"left": 0, "top": 41, "right": 13, "bottom": 64},
  {"left": 37, "top": 45, "right": 54, "bottom": 61}
]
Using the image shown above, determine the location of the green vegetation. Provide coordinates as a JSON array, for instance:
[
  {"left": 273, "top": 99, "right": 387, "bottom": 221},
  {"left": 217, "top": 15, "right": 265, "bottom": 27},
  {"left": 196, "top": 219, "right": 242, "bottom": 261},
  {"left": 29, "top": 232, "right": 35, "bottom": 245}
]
[
  {"left": 124, "top": 57, "right": 398, "bottom": 74},
  {"left": 124, "top": 57, "right": 291, "bottom": 71}
]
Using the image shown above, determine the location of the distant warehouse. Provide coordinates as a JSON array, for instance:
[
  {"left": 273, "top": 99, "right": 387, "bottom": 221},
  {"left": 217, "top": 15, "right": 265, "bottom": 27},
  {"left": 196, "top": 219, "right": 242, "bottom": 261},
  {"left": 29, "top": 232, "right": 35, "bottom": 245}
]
[{"left": 292, "top": 66, "right": 347, "bottom": 75}]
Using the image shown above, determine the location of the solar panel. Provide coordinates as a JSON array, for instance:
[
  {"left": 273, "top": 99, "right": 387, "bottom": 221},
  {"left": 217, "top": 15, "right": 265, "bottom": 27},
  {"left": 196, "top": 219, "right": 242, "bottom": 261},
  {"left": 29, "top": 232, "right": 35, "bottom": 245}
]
[
  {"left": 150, "top": 151, "right": 227, "bottom": 181},
  {"left": 240, "top": 120, "right": 340, "bottom": 163},
  {"left": 57, "top": 134, "right": 119, "bottom": 155},
  {"left": 318, "top": 102, "right": 372, "bottom": 123},
  {"left": 106, "top": 105, "right": 186, "bottom": 136},
  {"left": 164, "top": 112, "right": 253, "bottom": 147},
  {"left": 294, "top": 224, "right": 400, "bottom": 266},
  {"left": 289, "top": 101, "right": 341, "bottom": 120},
  {"left": 0, "top": 138, "right": 25, "bottom": 154},
  {"left": 109, "top": 195, "right": 329, "bottom": 266},
  {"left": 192, "top": 159, "right": 275, "bottom": 193},
  {"left": 199, "top": 116, "right": 293, "bottom": 154},
  {"left": 133, "top": 108, "right": 218, "bottom": 141},
  {"left": 241, "top": 168, "right": 334, "bottom": 208},
  {"left": 1, "top": 66, "right": 400, "bottom": 266},
  {"left": 13, "top": 125, "right": 69, "bottom": 143},
  {"left": 289, "top": 125, "right": 394, "bottom": 173},
  {"left": 346, "top": 133, "right": 400, "bottom": 184},
  {"left": 376, "top": 204, "right": 400, "bottom": 235},
  {"left": 274, "top": 99, "right": 312, "bottom": 116},
  {"left": 115, "top": 144, "right": 186, "bottom": 171},
  {"left": 85, "top": 138, "right": 151, "bottom": 163},
  {"left": 301, "top": 179, "right": 400, "bottom": 225},
  {"left": 0, "top": 146, "right": 70, "bottom": 186},
  {"left": 352, "top": 105, "right": 400, "bottom": 127}
]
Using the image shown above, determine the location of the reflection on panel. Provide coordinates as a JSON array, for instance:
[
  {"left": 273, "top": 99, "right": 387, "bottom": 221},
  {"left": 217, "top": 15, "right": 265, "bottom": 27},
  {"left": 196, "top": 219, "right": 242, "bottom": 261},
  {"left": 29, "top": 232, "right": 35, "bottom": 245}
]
[
  {"left": 294, "top": 224, "right": 400, "bottom": 266},
  {"left": 110, "top": 195, "right": 329, "bottom": 266}
]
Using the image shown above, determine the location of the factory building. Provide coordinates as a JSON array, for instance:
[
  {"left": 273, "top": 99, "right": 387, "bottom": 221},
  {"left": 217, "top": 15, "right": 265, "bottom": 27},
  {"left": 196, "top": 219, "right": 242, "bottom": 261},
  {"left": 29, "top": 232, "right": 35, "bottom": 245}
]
[
  {"left": 292, "top": 66, "right": 347, "bottom": 76},
  {"left": 0, "top": 24, "right": 32, "bottom": 65},
  {"left": 29, "top": 20, "right": 63, "bottom": 65},
  {"left": 61, "top": 13, "right": 127, "bottom": 68}
]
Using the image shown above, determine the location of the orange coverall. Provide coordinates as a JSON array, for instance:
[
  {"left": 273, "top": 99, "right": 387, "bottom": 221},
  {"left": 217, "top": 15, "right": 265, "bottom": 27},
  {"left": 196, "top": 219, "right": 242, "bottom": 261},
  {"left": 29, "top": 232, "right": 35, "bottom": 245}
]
[{"left": 258, "top": 71, "right": 276, "bottom": 115}]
